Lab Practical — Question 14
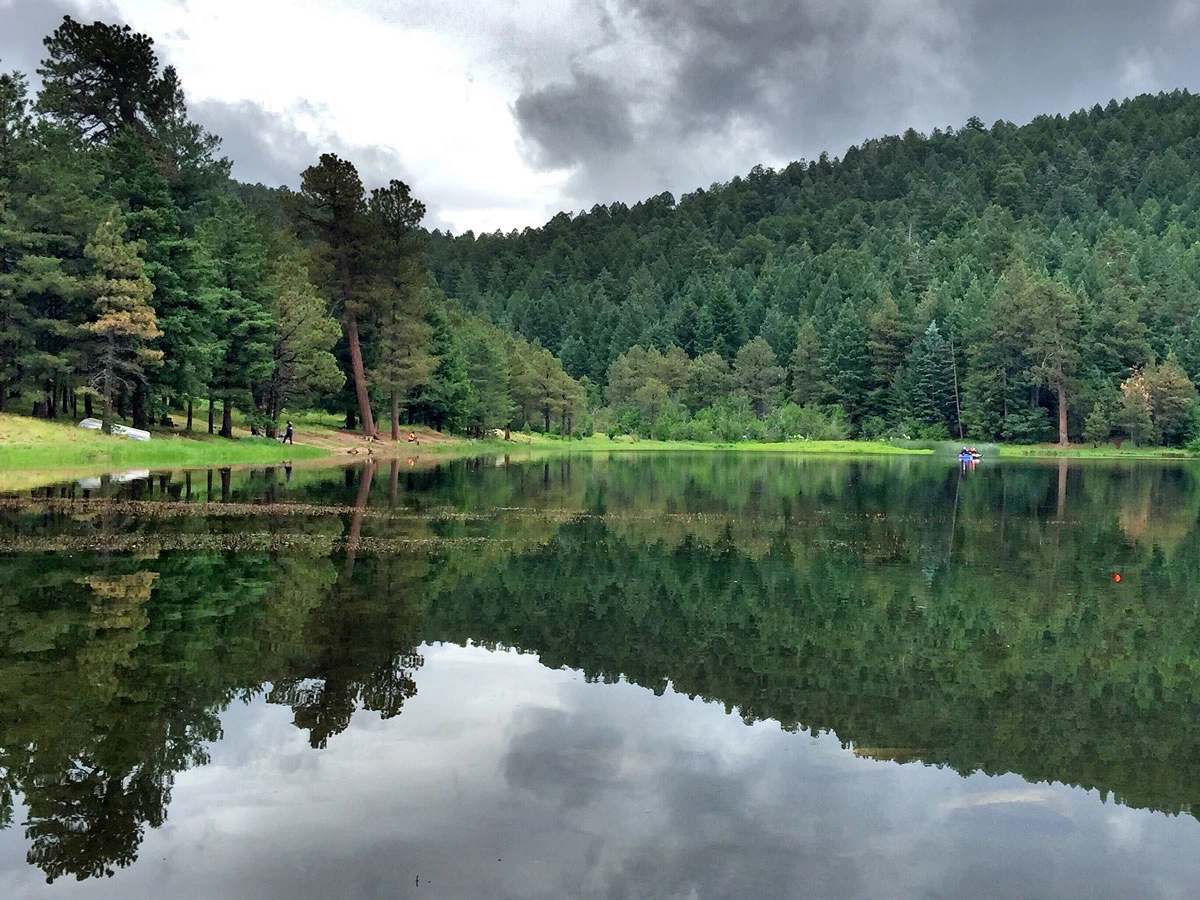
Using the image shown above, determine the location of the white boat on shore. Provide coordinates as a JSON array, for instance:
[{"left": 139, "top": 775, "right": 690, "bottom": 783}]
[{"left": 77, "top": 417, "right": 151, "bottom": 441}]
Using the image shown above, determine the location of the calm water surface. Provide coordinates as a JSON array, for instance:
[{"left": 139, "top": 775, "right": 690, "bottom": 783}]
[{"left": 1, "top": 453, "right": 1199, "bottom": 898}]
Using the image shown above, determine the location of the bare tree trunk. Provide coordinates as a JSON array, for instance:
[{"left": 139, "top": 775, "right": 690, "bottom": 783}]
[
  {"left": 102, "top": 369, "right": 113, "bottom": 434},
  {"left": 132, "top": 383, "right": 147, "bottom": 429},
  {"left": 344, "top": 312, "right": 377, "bottom": 438},
  {"left": 186, "top": 398, "right": 193, "bottom": 432},
  {"left": 1057, "top": 377, "right": 1068, "bottom": 447},
  {"left": 220, "top": 397, "right": 233, "bottom": 438},
  {"left": 343, "top": 461, "right": 375, "bottom": 578},
  {"left": 0, "top": 378, "right": 5, "bottom": 413},
  {"left": 1057, "top": 458, "right": 1068, "bottom": 520},
  {"left": 390, "top": 387, "right": 400, "bottom": 441},
  {"left": 208, "top": 393, "right": 215, "bottom": 435}
]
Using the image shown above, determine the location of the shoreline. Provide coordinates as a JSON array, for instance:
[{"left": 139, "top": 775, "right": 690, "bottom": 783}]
[{"left": 1, "top": 413, "right": 1193, "bottom": 493}]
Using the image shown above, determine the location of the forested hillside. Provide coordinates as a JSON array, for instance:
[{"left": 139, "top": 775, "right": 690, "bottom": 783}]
[
  {"left": 9, "top": 14, "right": 1200, "bottom": 446},
  {"left": 429, "top": 94, "right": 1200, "bottom": 445},
  {"left": 0, "top": 16, "right": 583, "bottom": 440}
]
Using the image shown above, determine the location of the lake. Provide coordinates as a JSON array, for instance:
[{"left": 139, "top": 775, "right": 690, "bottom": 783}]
[{"left": 1, "top": 453, "right": 1199, "bottom": 898}]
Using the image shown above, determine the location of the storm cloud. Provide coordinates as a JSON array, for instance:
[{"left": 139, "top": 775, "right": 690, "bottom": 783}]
[
  {"left": 8, "top": 0, "right": 1200, "bottom": 230},
  {"left": 515, "top": 71, "right": 634, "bottom": 170},
  {"left": 509, "top": 0, "right": 1200, "bottom": 215}
]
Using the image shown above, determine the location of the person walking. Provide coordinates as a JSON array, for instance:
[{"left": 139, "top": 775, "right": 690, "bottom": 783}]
[{"left": 284, "top": 420, "right": 294, "bottom": 445}]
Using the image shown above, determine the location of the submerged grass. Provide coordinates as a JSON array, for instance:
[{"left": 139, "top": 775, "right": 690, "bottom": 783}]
[
  {"left": 453, "top": 433, "right": 931, "bottom": 455},
  {"left": 996, "top": 443, "right": 1193, "bottom": 459}
]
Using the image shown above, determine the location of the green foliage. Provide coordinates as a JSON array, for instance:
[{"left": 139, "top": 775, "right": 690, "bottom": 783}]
[
  {"left": 82, "top": 211, "right": 161, "bottom": 431},
  {"left": 428, "top": 90, "right": 1200, "bottom": 446},
  {"left": 36, "top": 16, "right": 174, "bottom": 142},
  {"left": 733, "top": 335, "right": 784, "bottom": 418}
]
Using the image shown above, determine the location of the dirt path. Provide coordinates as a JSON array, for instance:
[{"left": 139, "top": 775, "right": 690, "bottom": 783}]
[{"left": 286, "top": 424, "right": 459, "bottom": 458}]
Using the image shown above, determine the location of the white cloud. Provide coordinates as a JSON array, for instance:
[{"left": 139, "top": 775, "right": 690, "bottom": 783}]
[
  {"left": 108, "top": 0, "right": 570, "bottom": 232},
  {"left": 1119, "top": 51, "right": 1159, "bottom": 97}
]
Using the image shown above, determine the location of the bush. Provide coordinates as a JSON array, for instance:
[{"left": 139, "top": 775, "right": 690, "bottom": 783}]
[
  {"left": 794, "top": 404, "right": 849, "bottom": 440},
  {"left": 860, "top": 415, "right": 888, "bottom": 441}
]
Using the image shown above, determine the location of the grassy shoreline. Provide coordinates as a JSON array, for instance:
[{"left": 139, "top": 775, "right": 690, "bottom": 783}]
[
  {"left": 0, "top": 413, "right": 324, "bottom": 478},
  {"left": 1, "top": 413, "right": 1193, "bottom": 492}
]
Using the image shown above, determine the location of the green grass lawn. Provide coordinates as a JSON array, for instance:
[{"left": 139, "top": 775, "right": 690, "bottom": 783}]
[{"left": 0, "top": 413, "right": 326, "bottom": 472}]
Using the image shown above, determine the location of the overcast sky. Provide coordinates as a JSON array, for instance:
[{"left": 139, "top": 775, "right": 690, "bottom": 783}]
[{"left": 4, "top": 0, "right": 1200, "bottom": 233}]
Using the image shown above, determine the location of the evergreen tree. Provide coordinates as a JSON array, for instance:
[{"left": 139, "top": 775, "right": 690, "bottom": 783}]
[
  {"left": 195, "top": 197, "right": 275, "bottom": 437},
  {"left": 259, "top": 245, "right": 344, "bottom": 432},
  {"left": 1145, "top": 354, "right": 1197, "bottom": 445},
  {"left": 366, "top": 180, "right": 434, "bottom": 439},
  {"left": 36, "top": 17, "right": 174, "bottom": 143},
  {"left": 733, "top": 336, "right": 784, "bottom": 418},
  {"left": 289, "top": 154, "right": 377, "bottom": 437},
  {"left": 706, "top": 275, "right": 744, "bottom": 361},
  {"left": 82, "top": 212, "right": 161, "bottom": 433},
  {"left": 459, "top": 317, "right": 512, "bottom": 435},
  {"left": 819, "top": 303, "right": 870, "bottom": 420},
  {"left": 789, "top": 320, "right": 822, "bottom": 406},
  {"left": 907, "top": 321, "right": 958, "bottom": 433},
  {"left": 687, "top": 351, "right": 732, "bottom": 412},
  {"left": 408, "top": 302, "right": 470, "bottom": 431}
]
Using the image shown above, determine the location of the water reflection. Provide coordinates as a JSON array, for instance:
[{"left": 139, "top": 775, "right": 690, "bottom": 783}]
[{"left": 1, "top": 455, "right": 1200, "bottom": 893}]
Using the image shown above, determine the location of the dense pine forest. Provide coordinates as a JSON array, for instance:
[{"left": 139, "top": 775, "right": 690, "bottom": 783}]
[
  {"left": 9, "top": 16, "right": 1200, "bottom": 445},
  {"left": 0, "top": 16, "right": 581, "bottom": 441},
  {"left": 428, "top": 93, "right": 1200, "bottom": 446}
]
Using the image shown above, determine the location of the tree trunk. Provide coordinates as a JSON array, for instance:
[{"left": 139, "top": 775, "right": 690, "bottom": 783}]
[
  {"left": 1056, "top": 458, "right": 1068, "bottom": 520},
  {"left": 343, "top": 461, "right": 375, "bottom": 578},
  {"left": 1057, "top": 377, "right": 1068, "bottom": 447},
  {"left": 0, "top": 378, "right": 5, "bottom": 413},
  {"left": 186, "top": 398, "right": 193, "bottom": 432},
  {"left": 208, "top": 393, "right": 215, "bottom": 435},
  {"left": 132, "top": 383, "right": 147, "bottom": 430},
  {"left": 344, "top": 312, "right": 376, "bottom": 438},
  {"left": 84, "top": 393, "right": 93, "bottom": 419},
  {"left": 101, "top": 369, "right": 113, "bottom": 434},
  {"left": 345, "top": 408, "right": 356, "bottom": 430},
  {"left": 390, "top": 387, "right": 400, "bottom": 441},
  {"left": 220, "top": 397, "right": 233, "bottom": 438}
]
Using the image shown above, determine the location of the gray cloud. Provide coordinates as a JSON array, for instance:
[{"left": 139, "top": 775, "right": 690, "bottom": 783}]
[
  {"left": 0, "top": 0, "right": 124, "bottom": 83},
  {"left": 189, "top": 98, "right": 322, "bottom": 189},
  {"left": 507, "top": 0, "right": 1200, "bottom": 219},
  {"left": 189, "top": 98, "right": 458, "bottom": 230},
  {"left": 502, "top": 705, "right": 625, "bottom": 808},
  {"left": 514, "top": 70, "right": 634, "bottom": 170}
]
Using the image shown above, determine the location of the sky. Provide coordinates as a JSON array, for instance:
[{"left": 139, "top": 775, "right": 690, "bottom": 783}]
[
  {"left": 3, "top": 643, "right": 1197, "bottom": 898},
  {"left": 3, "top": 0, "right": 1200, "bottom": 234}
]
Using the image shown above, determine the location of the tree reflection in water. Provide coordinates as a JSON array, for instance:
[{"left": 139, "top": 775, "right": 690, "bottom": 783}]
[{"left": 1, "top": 456, "right": 1199, "bottom": 881}]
